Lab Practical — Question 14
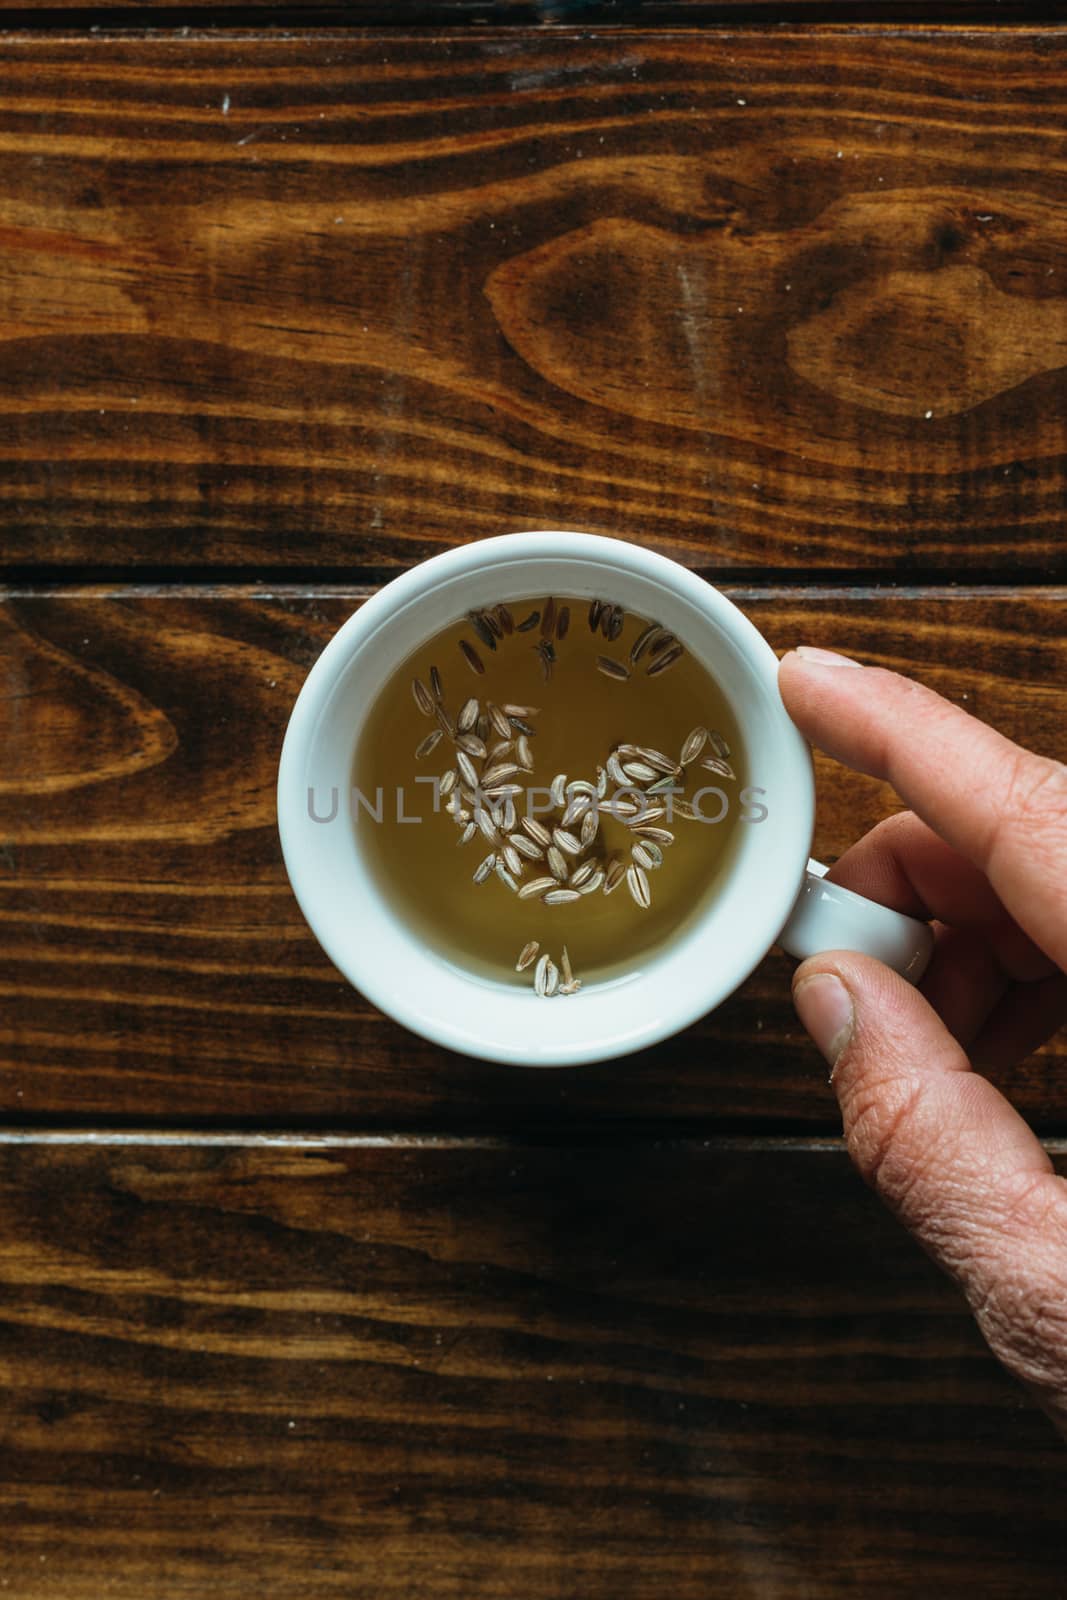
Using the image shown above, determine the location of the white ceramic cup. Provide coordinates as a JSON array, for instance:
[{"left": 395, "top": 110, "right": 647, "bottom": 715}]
[{"left": 278, "top": 531, "right": 933, "bottom": 1066}]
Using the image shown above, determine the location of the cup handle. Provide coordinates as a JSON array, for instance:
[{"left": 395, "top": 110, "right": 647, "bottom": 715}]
[{"left": 778, "top": 858, "right": 935, "bottom": 984}]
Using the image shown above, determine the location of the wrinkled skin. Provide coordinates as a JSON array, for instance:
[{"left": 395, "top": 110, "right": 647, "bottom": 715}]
[{"left": 780, "top": 647, "right": 1067, "bottom": 1439}]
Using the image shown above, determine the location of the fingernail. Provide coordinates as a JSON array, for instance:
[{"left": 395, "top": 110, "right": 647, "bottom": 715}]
[
  {"left": 793, "top": 973, "right": 855, "bottom": 1070},
  {"left": 794, "top": 646, "right": 863, "bottom": 669}
]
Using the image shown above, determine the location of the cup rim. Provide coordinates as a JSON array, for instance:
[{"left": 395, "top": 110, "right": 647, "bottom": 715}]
[{"left": 278, "top": 531, "right": 814, "bottom": 1065}]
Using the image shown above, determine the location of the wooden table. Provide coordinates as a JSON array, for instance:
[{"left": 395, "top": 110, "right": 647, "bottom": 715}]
[{"left": 2, "top": 10, "right": 1065, "bottom": 1595}]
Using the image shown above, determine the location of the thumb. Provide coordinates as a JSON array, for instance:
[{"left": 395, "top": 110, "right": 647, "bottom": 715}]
[{"left": 793, "top": 952, "right": 1067, "bottom": 1438}]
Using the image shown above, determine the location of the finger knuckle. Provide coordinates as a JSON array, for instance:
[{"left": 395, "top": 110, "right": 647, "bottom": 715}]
[
  {"left": 998, "top": 752, "right": 1067, "bottom": 848},
  {"left": 970, "top": 1264, "right": 1067, "bottom": 1395},
  {"left": 841, "top": 1071, "right": 931, "bottom": 1212},
  {"left": 965, "top": 1177, "right": 1067, "bottom": 1397}
]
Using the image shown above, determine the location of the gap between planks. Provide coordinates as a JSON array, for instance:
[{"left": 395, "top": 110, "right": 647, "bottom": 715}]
[
  {"left": 2, "top": 578, "right": 1066, "bottom": 601},
  {"left": 0, "top": 1128, "right": 1065, "bottom": 1154}
]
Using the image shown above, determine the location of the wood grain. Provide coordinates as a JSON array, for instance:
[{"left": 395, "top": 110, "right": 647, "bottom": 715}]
[
  {"left": 0, "top": 1134, "right": 1064, "bottom": 1599},
  {"left": 2, "top": 3, "right": 1060, "bottom": 20},
  {"left": 0, "top": 32, "right": 1065, "bottom": 574},
  {"left": 1, "top": 585, "right": 1062, "bottom": 1125}
]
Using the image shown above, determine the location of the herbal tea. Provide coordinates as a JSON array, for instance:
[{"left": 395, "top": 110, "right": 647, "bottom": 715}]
[{"left": 352, "top": 596, "right": 751, "bottom": 996}]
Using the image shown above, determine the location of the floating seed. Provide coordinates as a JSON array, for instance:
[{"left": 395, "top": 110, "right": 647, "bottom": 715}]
[
  {"left": 486, "top": 783, "right": 524, "bottom": 799},
  {"left": 547, "top": 846, "right": 568, "bottom": 880},
  {"left": 483, "top": 762, "right": 520, "bottom": 787},
  {"left": 701, "top": 756, "right": 736, "bottom": 781},
  {"left": 561, "top": 945, "right": 573, "bottom": 986},
  {"left": 457, "top": 697, "right": 479, "bottom": 732},
  {"left": 475, "top": 806, "right": 498, "bottom": 844},
  {"left": 510, "top": 832, "right": 543, "bottom": 860},
  {"left": 516, "top": 940, "right": 540, "bottom": 972},
  {"left": 588, "top": 598, "right": 604, "bottom": 631},
  {"left": 553, "top": 828, "right": 582, "bottom": 856},
  {"left": 569, "top": 861, "right": 597, "bottom": 889},
  {"left": 603, "top": 856, "right": 627, "bottom": 895},
  {"left": 627, "top": 864, "right": 651, "bottom": 908},
  {"left": 502, "top": 843, "right": 523, "bottom": 877},
  {"left": 500, "top": 796, "right": 517, "bottom": 831},
  {"left": 550, "top": 773, "right": 567, "bottom": 808},
  {"left": 596, "top": 765, "right": 608, "bottom": 798},
  {"left": 632, "top": 841, "right": 660, "bottom": 871},
  {"left": 681, "top": 726, "right": 708, "bottom": 765},
  {"left": 440, "top": 769, "right": 457, "bottom": 797},
  {"left": 647, "top": 774, "right": 680, "bottom": 796},
  {"left": 522, "top": 816, "right": 553, "bottom": 848},
  {"left": 605, "top": 753, "right": 629, "bottom": 788},
  {"left": 708, "top": 730, "right": 731, "bottom": 760},
  {"left": 473, "top": 853, "right": 496, "bottom": 884},
  {"left": 456, "top": 752, "right": 480, "bottom": 789},
  {"left": 459, "top": 639, "right": 485, "bottom": 676},
  {"left": 495, "top": 862, "right": 520, "bottom": 892},
  {"left": 509, "top": 715, "right": 537, "bottom": 737},
  {"left": 456, "top": 732, "right": 487, "bottom": 759},
  {"left": 671, "top": 798, "right": 700, "bottom": 821},
  {"left": 458, "top": 820, "right": 477, "bottom": 846},
  {"left": 597, "top": 656, "right": 630, "bottom": 682},
  {"left": 606, "top": 605, "right": 625, "bottom": 642},
  {"left": 562, "top": 794, "right": 592, "bottom": 829},
  {"left": 536, "top": 640, "right": 554, "bottom": 683},
  {"left": 544, "top": 889, "right": 580, "bottom": 906},
  {"left": 541, "top": 596, "right": 557, "bottom": 638},
  {"left": 485, "top": 609, "right": 504, "bottom": 640},
  {"left": 496, "top": 604, "right": 514, "bottom": 636},
  {"left": 482, "top": 704, "right": 507, "bottom": 741},
  {"left": 435, "top": 703, "right": 456, "bottom": 737},
  {"left": 534, "top": 953, "right": 559, "bottom": 996},
  {"left": 415, "top": 729, "right": 443, "bottom": 760},
  {"left": 411, "top": 677, "right": 434, "bottom": 715},
  {"left": 476, "top": 711, "right": 490, "bottom": 743},
  {"left": 430, "top": 665, "right": 444, "bottom": 702},
  {"left": 503, "top": 703, "right": 539, "bottom": 718},
  {"left": 519, "top": 875, "right": 558, "bottom": 900},
  {"left": 469, "top": 611, "right": 497, "bottom": 649},
  {"left": 556, "top": 604, "right": 570, "bottom": 640},
  {"left": 636, "top": 747, "right": 680, "bottom": 775},
  {"left": 648, "top": 631, "right": 677, "bottom": 659},
  {"left": 622, "top": 760, "right": 659, "bottom": 784},
  {"left": 647, "top": 644, "right": 683, "bottom": 676},
  {"left": 516, "top": 610, "right": 540, "bottom": 633},
  {"left": 515, "top": 735, "right": 534, "bottom": 770},
  {"left": 580, "top": 808, "right": 599, "bottom": 848},
  {"left": 630, "top": 622, "right": 660, "bottom": 665},
  {"left": 634, "top": 825, "right": 675, "bottom": 846},
  {"left": 578, "top": 868, "right": 604, "bottom": 895},
  {"left": 487, "top": 738, "right": 513, "bottom": 762}
]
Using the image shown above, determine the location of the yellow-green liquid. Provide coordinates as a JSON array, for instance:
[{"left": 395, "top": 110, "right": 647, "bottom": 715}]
[{"left": 353, "top": 599, "right": 747, "bottom": 986}]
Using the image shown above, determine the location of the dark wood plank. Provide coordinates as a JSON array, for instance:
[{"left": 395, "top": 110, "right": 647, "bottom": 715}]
[
  {"left": 1, "top": 1135, "right": 1065, "bottom": 1598},
  {"left": 0, "top": 31, "right": 1065, "bottom": 574},
  {"left": 2, "top": 2, "right": 1059, "bottom": 15},
  {"left": 1, "top": 585, "right": 1063, "bottom": 1125}
]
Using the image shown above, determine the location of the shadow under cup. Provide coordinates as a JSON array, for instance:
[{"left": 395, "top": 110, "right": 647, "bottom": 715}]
[{"left": 278, "top": 534, "right": 815, "bottom": 1066}]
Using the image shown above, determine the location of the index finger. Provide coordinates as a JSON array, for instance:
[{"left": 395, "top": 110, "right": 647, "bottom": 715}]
[{"left": 778, "top": 650, "right": 1067, "bottom": 971}]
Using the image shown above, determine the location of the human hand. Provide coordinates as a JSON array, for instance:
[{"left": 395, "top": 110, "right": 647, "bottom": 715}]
[{"left": 778, "top": 646, "right": 1067, "bottom": 1438}]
